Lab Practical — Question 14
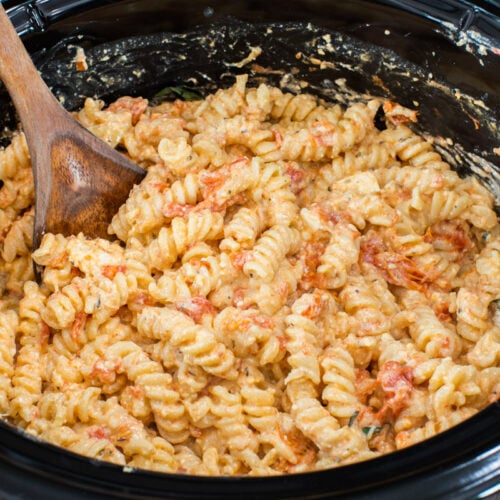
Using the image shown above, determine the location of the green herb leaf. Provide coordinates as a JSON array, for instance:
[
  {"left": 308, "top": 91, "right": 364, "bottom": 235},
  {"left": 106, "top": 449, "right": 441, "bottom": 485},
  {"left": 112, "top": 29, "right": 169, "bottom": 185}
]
[
  {"left": 348, "top": 411, "right": 359, "bottom": 427},
  {"left": 362, "top": 426, "right": 382, "bottom": 437},
  {"left": 154, "top": 85, "right": 203, "bottom": 102}
]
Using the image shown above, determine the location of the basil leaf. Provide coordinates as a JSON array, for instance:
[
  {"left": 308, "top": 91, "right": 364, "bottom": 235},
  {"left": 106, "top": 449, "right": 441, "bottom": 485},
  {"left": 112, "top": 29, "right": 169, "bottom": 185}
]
[
  {"left": 154, "top": 85, "right": 203, "bottom": 102},
  {"left": 362, "top": 426, "right": 382, "bottom": 437}
]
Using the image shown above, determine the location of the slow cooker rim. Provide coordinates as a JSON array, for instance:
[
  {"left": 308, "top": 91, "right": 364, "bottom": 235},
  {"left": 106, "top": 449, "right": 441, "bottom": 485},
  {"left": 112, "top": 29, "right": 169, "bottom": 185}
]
[
  {"left": 0, "top": 0, "right": 499, "bottom": 498},
  {"left": 5, "top": 0, "right": 500, "bottom": 41},
  {"left": 0, "top": 382, "right": 498, "bottom": 498}
]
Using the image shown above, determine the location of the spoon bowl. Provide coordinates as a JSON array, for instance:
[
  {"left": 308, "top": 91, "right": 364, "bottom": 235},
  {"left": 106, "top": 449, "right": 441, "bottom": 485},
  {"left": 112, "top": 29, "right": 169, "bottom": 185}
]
[{"left": 0, "top": 5, "right": 145, "bottom": 252}]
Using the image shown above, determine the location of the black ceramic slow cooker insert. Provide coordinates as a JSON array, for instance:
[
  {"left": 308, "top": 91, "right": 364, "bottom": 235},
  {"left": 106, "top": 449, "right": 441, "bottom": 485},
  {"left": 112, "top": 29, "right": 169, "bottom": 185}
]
[{"left": 0, "top": 0, "right": 499, "bottom": 498}]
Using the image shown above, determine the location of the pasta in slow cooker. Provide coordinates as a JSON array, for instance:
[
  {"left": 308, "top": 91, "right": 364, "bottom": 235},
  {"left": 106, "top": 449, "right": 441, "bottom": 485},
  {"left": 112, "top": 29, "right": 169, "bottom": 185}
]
[{"left": 0, "top": 75, "right": 498, "bottom": 475}]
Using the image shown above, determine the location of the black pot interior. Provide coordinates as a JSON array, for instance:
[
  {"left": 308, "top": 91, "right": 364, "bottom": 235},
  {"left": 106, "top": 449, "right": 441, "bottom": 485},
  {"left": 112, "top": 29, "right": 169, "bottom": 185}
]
[
  {"left": 0, "top": 0, "right": 499, "bottom": 498},
  {"left": 1, "top": 0, "right": 499, "bottom": 191}
]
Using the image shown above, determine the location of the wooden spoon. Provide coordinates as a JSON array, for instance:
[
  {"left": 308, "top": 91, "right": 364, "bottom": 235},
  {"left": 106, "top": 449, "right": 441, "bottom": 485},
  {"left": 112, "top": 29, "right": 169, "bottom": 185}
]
[{"left": 0, "top": 5, "right": 146, "bottom": 252}]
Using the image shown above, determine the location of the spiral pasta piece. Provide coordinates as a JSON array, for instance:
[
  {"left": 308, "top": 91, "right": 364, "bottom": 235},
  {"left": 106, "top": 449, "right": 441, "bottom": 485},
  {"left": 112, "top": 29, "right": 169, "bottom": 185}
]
[
  {"left": 426, "top": 358, "right": 480, "bottom": 418},
  {"left": 409, "top": 306, "right": 462, "bottom": 359},
  {"left": 105, "top": 340, "right": 190, "bottom": 443},
  {"left": 33, "top": 386, "right": 103, "bottom": 431},
  {"left": 179, "top": 251, "right": 235, "bottom": 297},
  {"left": 317, "top": 224, "right": 360, "bottom": 289},
  {"left": 76, "top": 97, "right": 135, "bottom": 149},
  {"left": 196, "top": 74, "right": 248, "bottom": 121},
  {"left": 319, "top": 134, "right": 397, "bottom": 186},
  {"left": 128, "top": 436, "right": 177, "bottom": 473},
  {"left": 284, "top": 294, "right": 323, "bottom": 385},
  {"left": 42, "top": 425, "right": 126, "bottom": 465},
  {"left": 243, "top": 224, "right": 301, "bottom": 282},
  {"left": 321, "top": 346, "right": 358, "bottom": 419},
  {"left": 467, "top": 327, "right": 500, "bottom": 368},
  {"left": 256, "top": 162, "right": 299, "bottom": 227},
  {"left": 10, "top": 281, "right": 48, "bottom": 421},
  {"left": 210, "top": 384, "right": 256, "bottom": 452},
  {"left": 146, "top": 210, "right": 224, "bottom": 271},
  {"left": 241, "top": 385, "right": 277, "bottom": 432},
  {"left": 220, "top": 205, "right": 266, "bottom": 251},
  {"left": 270, "top": 90, "right": 327, "bottom": 122},
  {"left": 137, "top": 306, "right": 237, "bottom": 379},
  {"left": 458, "top": 177, "right": 498, "bottom": 230},
  {"left": 395, "top": 407, "right": 478, "bottom": 449},
  {"left": 380, "top": 125, "right": 449, "bottom": 170},
  {"left": 456, "top": 288, "right": 492, "bottom": 342},
  {"left": 109, "top": 169, "right": 172, "bottom": 241},
  {"left": 339, "top": 273, "right": 392, "bottom": 337},
  {"left": 0, "top": 133, "right": 30, "bottom": 180},
  {"left": 475, "top": 232, "right": 500, "bottom": 296},
  {"left": 1, "top": 208, "right": 33, "bottom": 263},
  {"left": 0, "top": 309, "right": 18, "bottom": 413}
]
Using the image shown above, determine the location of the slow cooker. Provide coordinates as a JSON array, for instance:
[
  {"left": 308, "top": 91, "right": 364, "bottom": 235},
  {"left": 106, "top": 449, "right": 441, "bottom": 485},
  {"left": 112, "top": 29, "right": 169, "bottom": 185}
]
[{"left": 0, "top": 0, "right": 498, "bottom": 498}]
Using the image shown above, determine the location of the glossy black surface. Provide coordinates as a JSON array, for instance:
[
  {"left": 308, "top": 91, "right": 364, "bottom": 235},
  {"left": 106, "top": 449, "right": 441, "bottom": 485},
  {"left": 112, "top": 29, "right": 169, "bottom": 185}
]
[
  {"left": 0, "top": 1, "right": 499, "bottom": 498},
  {"left": 0, "top": 403, "right": 499, "bottom": 498}
]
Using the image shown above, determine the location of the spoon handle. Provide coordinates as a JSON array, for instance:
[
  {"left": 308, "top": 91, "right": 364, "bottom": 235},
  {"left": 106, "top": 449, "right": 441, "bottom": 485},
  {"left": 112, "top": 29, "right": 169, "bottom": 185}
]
[
  {"left": 0, "top": 4, "right": 145, "bottom": 258},
  {"left": 0, "top": 5, "right": 64, "bottom": 139}
]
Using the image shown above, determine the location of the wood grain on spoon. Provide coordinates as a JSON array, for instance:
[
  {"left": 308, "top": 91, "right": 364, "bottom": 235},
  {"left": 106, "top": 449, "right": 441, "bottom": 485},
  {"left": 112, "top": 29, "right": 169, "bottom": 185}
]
[{"left": 0, "top": 5, "right": 146, "bottom": 251}]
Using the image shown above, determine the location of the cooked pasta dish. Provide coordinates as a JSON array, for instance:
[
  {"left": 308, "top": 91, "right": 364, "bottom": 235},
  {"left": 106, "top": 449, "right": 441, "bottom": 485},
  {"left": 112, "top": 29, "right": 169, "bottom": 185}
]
[{"left": 0, "top": 75, "right": 498, "bottom": 475}]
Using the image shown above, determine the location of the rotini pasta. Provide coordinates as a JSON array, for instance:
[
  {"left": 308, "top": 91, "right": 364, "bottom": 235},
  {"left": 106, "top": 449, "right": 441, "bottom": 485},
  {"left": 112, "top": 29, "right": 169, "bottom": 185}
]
[{"left": 0, "top": 75, "right": 497, "bottom": 477}]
